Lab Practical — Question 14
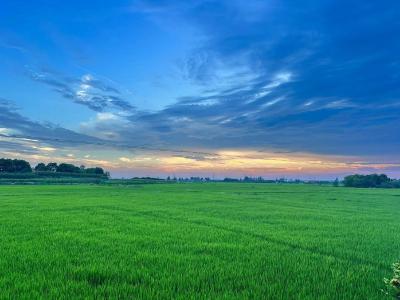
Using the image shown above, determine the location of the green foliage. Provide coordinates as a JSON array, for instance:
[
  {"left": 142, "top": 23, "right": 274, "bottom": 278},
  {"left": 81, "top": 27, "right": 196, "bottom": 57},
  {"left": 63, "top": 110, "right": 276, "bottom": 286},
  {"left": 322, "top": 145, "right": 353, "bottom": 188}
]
[
  {"left": 46, "top": 162, "right": 58, "bottom": 172},
  {"left": 57, "top": 163, "right": 81, "bottom": 173},
  {"left": 84, "top": 167, "right": 105, "bottom": 175},
  {"left": 35, "top": 162, "right": 105, "bottom": 175},
  {"left": 384, "top": 262, "right": 400, "bottom": 299},
  {"left": 0, "top": 158, "right": 108, "bottom": 180},
  {"left": 333, "top": 178, "right": 339, "bottom": 187},
  {"left": 0, "top": 158, "right": 32, "bottom": 173},
  {"left": 343, "top": 174, "right": 396, "bottom": 188},
  {"left": 381, "top": 181, "right": 400, "bottom": 189},
  {"left": 0, "top": 184, "right": 399, "bottom": 299},
  {"left": 34, "top": 162, "right": 47, "bottom": 172}
]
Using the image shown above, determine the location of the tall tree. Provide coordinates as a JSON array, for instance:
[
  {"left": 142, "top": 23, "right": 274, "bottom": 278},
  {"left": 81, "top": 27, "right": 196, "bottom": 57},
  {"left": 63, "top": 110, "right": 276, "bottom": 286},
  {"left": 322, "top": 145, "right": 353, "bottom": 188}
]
[
  {"left": 0, "top": 158, "right": 32, "bottom": 173},
  {"left": 57, "top": 163, "right": 81, "bottom": 173},
  {"left": 34, "top": 163, "right": 47, "bottom": 172},
  {"left": 46, "top": 163, "right": 58, "bottom": 172}
]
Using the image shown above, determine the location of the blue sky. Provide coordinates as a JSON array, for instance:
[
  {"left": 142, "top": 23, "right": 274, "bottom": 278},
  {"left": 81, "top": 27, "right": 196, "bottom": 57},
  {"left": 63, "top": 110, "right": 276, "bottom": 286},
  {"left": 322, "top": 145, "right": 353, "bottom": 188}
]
[{"left": 1, "top": 0, "right": 400, "bottom": 178}]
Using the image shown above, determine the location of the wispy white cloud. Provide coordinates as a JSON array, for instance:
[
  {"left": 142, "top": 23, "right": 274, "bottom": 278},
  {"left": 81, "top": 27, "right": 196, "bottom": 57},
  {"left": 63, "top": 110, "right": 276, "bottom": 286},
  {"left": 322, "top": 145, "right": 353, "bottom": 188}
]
[
  {"left": 324, "top": 99, "right": 357, "bottom": 109},
  {"left": 27, "top": 68, "right": 135, "bottom": 112}
]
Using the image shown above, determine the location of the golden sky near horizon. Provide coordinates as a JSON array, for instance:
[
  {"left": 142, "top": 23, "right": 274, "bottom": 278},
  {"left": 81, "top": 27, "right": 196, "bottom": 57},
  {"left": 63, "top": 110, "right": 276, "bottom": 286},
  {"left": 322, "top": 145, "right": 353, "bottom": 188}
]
[{"left": 1, "top": 133, "right": 398, "bottom": 178}]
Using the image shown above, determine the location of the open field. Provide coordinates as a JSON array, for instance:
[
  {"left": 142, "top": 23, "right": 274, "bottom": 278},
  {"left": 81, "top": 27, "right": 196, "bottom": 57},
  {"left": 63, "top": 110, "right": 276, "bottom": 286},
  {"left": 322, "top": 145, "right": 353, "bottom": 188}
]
[{"left": 0, "top": 183, "right": 399, "bottom": 299}]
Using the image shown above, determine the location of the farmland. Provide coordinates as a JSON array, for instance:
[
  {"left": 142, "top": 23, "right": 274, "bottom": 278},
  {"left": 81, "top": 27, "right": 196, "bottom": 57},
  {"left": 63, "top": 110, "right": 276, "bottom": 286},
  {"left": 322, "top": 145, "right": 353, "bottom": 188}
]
[{"left": 0, "top": 183, "right": 399, "bottom": 299}]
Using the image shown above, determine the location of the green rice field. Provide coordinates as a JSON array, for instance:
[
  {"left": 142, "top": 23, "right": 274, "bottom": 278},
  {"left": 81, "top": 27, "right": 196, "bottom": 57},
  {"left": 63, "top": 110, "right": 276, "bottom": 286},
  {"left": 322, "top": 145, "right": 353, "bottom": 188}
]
[{"left": 0, "top": 183, "right": 399, "bottom": 299}]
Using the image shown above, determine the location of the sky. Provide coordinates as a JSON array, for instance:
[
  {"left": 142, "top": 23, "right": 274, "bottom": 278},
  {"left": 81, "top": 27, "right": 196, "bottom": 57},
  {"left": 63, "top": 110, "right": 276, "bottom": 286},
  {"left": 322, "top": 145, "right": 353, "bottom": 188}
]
[{"left": 0, "top": 0, "right": 400, "bottom": 179}]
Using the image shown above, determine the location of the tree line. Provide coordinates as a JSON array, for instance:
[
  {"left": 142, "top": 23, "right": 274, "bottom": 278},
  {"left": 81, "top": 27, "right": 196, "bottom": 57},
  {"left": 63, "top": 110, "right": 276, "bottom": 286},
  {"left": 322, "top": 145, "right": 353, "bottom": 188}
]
[
  {"left": 0, "top": 158, "right": 107, "bottom": 176},
  {"left": 343, "top": 174, "right": 400, "bottom": 188}
]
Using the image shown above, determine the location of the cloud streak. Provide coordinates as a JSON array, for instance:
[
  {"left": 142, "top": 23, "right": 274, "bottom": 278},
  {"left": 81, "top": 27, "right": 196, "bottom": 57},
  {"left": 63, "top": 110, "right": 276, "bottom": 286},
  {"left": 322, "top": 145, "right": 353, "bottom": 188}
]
[
  {"left": 1, "top": 1, "right": 400, "bottom": 177},
  {"left": 27, "top": 68, "right": 135, "bottom": 112}
]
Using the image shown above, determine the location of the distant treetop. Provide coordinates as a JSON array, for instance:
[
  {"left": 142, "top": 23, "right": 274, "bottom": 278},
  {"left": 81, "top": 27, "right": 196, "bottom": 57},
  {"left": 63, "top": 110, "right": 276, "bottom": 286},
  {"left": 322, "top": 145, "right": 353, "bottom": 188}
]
[
  {"left": 0, "top": 158, "right": 32, "bottom": 173},
  {"left": 343, "top": 174, "right": 400, "bottom": 188},
  {"left": 0, "top": 158, "right": 107, "bottom": 177}
]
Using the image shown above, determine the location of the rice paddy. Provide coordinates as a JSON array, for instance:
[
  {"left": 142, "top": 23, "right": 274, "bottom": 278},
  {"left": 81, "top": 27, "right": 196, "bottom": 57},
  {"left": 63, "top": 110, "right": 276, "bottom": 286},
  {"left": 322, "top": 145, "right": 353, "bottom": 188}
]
[{"left": 0, "top": 183, "right": 399, "bottom": 299}]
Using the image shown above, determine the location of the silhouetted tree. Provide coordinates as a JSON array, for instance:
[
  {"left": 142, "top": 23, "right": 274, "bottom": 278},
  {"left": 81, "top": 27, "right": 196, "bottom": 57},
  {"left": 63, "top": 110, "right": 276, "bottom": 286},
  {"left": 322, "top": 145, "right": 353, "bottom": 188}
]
[
  {"left": 85, "top": 167, "right": 105, "bottom": 175},
  {"left": 0, "top": 157, "right": 110, "bottom": 177},
  {"left": 343, "top": 174, "right": 391, "bottom": 188},
  {"left": 333, "top": 178, "right": 339, "bottom": 187},
  {"left": 0, "top": 158, "right": 32, "bottom": 173},
  {"left": 46, "top": 162, "right": 58, "bottom": 172},
  {"left": 34, "top": 163, "right": 47, "bottom": 172},
  {"left": 57, "top": 163, "right": 81, "bottom": 173}
]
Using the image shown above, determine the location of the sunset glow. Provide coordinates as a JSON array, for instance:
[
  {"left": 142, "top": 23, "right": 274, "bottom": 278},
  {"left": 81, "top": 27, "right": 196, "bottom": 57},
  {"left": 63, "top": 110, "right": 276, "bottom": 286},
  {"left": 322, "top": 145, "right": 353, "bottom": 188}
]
[{"left": 1, "top": 1, "right": 399, "bottom": 178}]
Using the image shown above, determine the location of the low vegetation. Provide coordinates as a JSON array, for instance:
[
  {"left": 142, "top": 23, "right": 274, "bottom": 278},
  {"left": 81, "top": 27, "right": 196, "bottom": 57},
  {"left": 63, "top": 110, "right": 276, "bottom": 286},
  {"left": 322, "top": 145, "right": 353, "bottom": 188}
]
[
  {"left": 0, "top": 183, "right": 399, "bottom": 299},
  {"left": 384, "top": 262, "right": 400, "bottom": 299}
]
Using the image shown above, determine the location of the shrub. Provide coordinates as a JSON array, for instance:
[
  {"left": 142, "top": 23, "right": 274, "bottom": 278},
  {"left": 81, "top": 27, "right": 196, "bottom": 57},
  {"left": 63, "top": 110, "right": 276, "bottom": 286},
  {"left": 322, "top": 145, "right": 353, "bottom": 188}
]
[{"left": 384, "top": 262, "right": 400, "bottom": 299}]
